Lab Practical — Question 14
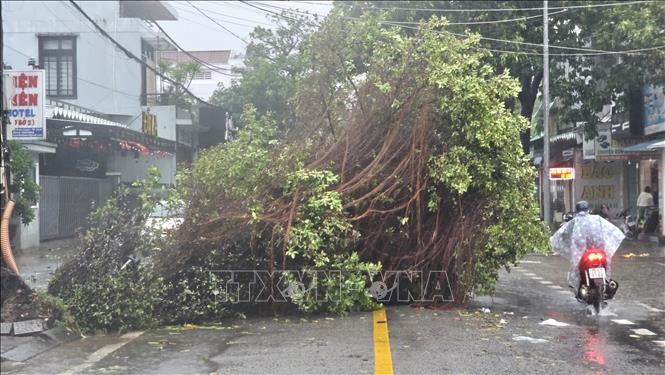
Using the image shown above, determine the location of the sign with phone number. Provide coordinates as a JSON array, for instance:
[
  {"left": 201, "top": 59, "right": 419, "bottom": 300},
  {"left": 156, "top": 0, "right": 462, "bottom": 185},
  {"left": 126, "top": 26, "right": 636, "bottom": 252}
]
[
  {"left": 549, "top": 167, "right": 575, "bottom": 180},
  {"left": 5, "top": 70, "right": 46, "bottom": 140}
]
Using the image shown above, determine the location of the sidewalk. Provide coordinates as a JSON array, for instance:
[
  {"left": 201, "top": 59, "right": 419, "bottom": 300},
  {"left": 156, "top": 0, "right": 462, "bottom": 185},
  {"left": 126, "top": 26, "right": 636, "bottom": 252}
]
[{"left": 13, "top": 238, "right": 81, "bottom": 291}]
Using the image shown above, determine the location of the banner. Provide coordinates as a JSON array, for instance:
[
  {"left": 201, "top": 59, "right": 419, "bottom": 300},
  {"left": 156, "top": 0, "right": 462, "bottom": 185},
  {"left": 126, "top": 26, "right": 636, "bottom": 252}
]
[
  {"left": 5, "top": 70, "right": 46, "bottom": 140},
  {"left": 644, "top": 84, "right": 665, "bottom": 135}
]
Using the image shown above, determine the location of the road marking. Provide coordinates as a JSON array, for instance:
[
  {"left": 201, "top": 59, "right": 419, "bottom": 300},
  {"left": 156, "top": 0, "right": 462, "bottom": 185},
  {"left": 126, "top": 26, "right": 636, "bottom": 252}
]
[
  {"left": 373, "top": 308, "right": 394, "bottom": 375},
  {"left": 57, "top": 331, "right": 144, "bottom": 375},
  {"left": 548, "top": 285, "right": 563, "bottom": 289},
  {"left": 538, "top": 280, "right": 553, "bottom": 285},
  {"left": 631, "top": 328, "right": 656, "bottom": 336},
  {"left": 531, "top": 276, "right": 544, "bottom": 280},
  {"left": 637, "top": 302, "right": 665, "bottom": 313},
  {"left": 653, "top": 340, "right": 665, "bottom": 347},
  {"left": 524, "top": 272, "right": 536, "bottom": 277},
  {"left": 557, "top": 290, "right": 570, "bottom": 294},
  {"left": 654, "top": 262, "right": 665, "bottom": 267},
  {"left": 519, "top": 260, "right": 542, "bottom": 264},
  {"left": 611, "top": 319, "right": 635, "bottom": 325}
]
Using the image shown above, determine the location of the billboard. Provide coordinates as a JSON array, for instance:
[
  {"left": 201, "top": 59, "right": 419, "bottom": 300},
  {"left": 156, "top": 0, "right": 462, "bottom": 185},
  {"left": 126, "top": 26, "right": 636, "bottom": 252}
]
[
  {"left": 644, "top": 84, "right": 665, "bottom": 135},
  {"left": 5, "top": 70, "right": 46, "bottom": 140}
]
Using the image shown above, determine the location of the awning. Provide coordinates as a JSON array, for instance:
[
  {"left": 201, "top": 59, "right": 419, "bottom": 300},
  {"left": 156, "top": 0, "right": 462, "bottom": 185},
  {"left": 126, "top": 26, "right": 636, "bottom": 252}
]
[
  {"left": 647, "top": 140, "right": 665, "bottom": 150},
  {"left": 46, "top": 119, "right": 177, "bottom": 151},
  {"left": 623, "top": 137, "right": 665, "bottom": 153}
]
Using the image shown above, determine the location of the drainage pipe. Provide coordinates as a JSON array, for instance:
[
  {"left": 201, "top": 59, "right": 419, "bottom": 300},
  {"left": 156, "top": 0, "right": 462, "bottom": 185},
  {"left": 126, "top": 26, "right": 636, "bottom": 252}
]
[{"left": 1, "top": 200, "right": 19, "bottom": 274}]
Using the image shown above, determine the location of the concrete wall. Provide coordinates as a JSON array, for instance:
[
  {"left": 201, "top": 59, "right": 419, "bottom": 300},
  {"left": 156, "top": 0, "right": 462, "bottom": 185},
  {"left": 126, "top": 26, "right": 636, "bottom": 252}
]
[
  {"left": 107, "top": 152, "right": 176, "bottom": 186},
  {"left": 2, "top": 1, "right": 152, "bottom": 117},
  {"left": 148, "top": 105, "right": 177, "bottom": 141}
]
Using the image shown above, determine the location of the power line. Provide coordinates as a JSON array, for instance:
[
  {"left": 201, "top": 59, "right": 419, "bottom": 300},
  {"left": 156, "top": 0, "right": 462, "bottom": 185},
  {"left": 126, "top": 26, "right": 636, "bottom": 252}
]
[
  {"left": 256, "top": 1, "right": 664, "bottom": 56},
  {"left": 185, "top": 0, "right": 249, "bottom": 45},
  {"left": 384, "top": 22, "right": 665, "bottom": 56},
  {"left": 67, "top": 0, "right": 216, "bottom": 107},
  {"left": 150, "top": 20, "right": 239, "bottom": 77},
  {"left": 367, "top": 9, "right": 568, "bottom": 26},
  {"left": 170, "top": 3, "right": 275, "bottom": 28},
  {"left": 3, "top": 44, "right": 142, "bottom": 97},
  {"left": 368, "top": 1, "right": 654, "bottom": 13}
]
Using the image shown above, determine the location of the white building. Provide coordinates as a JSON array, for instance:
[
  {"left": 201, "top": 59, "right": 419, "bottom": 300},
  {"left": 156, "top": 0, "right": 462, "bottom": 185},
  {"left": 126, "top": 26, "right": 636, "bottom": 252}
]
[
  {"left": 2, "top": 1, "right": 198, "bottom": 248},
  {"left": 158, "top": 50, "right": 243, "bottom": 101}
]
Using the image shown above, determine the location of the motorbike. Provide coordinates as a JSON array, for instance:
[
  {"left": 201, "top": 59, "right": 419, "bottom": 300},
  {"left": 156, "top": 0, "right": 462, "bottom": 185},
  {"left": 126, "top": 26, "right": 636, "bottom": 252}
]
[
  {"left": 576, "top": 247, "right": 619, "bottom": 314},
  {"left": 554, "top": 207, "right": 624, "bottom": 314},
  {"left": 617, "top": 208, "right": 638, "bottom": 239}
]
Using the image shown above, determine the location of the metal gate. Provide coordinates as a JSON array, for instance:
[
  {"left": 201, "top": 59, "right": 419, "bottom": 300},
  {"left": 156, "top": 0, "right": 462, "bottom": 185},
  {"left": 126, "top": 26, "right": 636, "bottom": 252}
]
[{"left": 39, "top": 176, "right": 113, "bottom": 240}]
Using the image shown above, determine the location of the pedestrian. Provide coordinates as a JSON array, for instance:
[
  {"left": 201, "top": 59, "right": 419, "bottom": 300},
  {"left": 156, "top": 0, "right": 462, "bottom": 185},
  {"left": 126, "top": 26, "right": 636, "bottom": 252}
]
[
  {"left": 636, "top": 186, "right": 654, "bottom": 221},
  {"left": 599, "top": 204, "right": 611, "bottom": 219}
]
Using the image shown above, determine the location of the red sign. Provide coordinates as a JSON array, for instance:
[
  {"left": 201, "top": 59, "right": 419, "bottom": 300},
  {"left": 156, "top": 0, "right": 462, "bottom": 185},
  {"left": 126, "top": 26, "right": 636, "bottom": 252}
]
[{"left": 549, "top": 167, "right": 575, "bottom": 180}]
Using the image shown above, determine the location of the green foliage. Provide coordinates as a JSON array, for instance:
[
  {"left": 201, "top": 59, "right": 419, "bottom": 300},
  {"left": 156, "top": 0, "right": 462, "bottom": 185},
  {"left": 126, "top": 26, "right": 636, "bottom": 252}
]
[
  {"left": 158, "top": 61, "right": 201, "bottom": 106},
  {"left": 8, "top": 140, "right": 40, "bottom": 224},
  {"left": 283, "top": 169, "right": 381, "bottom": 314},
  {"left": 65, "top": 270, "right": 161, "bottom": 333},
  {"left": 209, "top": 9, "right": 317, "bottom": 131},
  {"left": 339, "top": 1, "right": 665, "bottom": 144},
  {"left": 48, "top": 167, "right": 168, "bottom": 332}
]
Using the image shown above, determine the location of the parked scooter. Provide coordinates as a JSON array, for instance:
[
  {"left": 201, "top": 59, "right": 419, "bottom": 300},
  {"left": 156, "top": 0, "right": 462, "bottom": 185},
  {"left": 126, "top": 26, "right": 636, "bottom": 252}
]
[{"left": 617, "top": 208, "right": 638, "bottom": 239}]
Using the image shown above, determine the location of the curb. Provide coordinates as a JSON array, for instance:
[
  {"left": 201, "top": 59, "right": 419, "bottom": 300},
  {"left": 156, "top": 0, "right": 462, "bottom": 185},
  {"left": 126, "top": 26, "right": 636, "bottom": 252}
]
[{"left": 1, "top": 328, "right": 79, "bottom": 363}]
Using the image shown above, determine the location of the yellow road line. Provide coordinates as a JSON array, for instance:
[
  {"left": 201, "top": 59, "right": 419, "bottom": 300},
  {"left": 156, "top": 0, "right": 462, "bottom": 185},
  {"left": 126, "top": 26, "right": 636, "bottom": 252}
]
[{"left": 373, "top": 307, "right": 394, "bottom": 375}]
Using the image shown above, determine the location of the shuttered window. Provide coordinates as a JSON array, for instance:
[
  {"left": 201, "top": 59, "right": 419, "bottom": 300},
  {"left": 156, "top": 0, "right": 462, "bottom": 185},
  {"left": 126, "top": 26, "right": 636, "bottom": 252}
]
[{"left": 39, "top": 36, "right": 77, "bottom": 98}]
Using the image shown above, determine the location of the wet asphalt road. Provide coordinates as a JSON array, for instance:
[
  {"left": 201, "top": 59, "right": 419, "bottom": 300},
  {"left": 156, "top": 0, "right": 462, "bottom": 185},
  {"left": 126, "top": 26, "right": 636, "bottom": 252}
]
[{"left": 2, "top": 241, "right": 663, "bottom": 374}]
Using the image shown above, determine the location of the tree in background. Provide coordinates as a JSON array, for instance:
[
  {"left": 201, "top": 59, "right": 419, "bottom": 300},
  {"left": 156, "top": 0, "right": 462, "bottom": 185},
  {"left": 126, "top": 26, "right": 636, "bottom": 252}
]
[
  {"left": 338, "top": 0, "right": 665, "bottom": 147},
  {"left": 157, "top": 60, "right": 201, "bottom": 107},
  {"left": 7, "top": 141, "right": 40, "bottom": 225},
  {"left": 209, "top": 9, "right": 317, "bottom": 132}
]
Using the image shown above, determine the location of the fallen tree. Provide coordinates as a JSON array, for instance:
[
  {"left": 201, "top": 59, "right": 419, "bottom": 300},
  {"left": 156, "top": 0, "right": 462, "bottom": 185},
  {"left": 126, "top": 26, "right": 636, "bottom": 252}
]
[
  {"left": 158, "top": 15, "right": 548, "bottom": 308},
  {"left": 50, "top": 15, "right": 548, "bottom": 330}
]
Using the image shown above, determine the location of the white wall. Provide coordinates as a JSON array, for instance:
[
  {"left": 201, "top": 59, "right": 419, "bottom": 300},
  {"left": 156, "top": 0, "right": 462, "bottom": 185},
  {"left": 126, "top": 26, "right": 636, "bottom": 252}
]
[
  {"left": 107, "top": 152, "right": 176, "bottom": 186},
  {"left": 661, "top": 149, "right": 664, "bottom": 236},
  {"left": 148, "top": 105, "right": 177, "bottom": 141},
  {"left": 189, "top": 58, "right": 243, "bottom": 101},
  {"left": 17, "top": 153, "right": 41, "bottom": 249},
  {"left": 2, "top": 1, "right": 151, "bottom": 117}
]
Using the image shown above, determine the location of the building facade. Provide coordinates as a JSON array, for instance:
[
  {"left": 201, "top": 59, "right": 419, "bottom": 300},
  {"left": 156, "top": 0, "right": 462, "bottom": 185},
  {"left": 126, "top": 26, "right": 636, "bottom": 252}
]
[{"left": 2, "top": 1, "right": 202, "bottom": 248}]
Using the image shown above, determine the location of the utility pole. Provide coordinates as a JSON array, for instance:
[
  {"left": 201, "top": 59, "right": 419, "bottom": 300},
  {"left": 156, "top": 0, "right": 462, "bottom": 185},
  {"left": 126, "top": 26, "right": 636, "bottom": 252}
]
[{"left": 542, "top": 0, "right": 551, "bottom": 229}]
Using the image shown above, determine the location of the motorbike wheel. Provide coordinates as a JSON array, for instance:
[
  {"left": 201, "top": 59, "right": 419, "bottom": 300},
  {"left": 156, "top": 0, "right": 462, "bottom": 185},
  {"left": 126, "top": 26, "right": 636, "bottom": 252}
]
[{"left": 592, "top": 279, "right": 604, "bottom": 315}]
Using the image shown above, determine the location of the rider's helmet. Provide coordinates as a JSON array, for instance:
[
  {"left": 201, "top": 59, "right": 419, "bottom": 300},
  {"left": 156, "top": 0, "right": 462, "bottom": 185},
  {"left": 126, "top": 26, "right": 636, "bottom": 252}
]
[{"left": 575, "top": 200, "right": 590, "bottom": 213}]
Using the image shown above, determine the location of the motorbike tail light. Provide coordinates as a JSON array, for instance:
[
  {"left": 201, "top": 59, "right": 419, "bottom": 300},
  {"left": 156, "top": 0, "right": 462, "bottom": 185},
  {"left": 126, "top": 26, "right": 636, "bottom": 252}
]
[{"left": 587, "top": 252, "right": 604, "bottom": 262}]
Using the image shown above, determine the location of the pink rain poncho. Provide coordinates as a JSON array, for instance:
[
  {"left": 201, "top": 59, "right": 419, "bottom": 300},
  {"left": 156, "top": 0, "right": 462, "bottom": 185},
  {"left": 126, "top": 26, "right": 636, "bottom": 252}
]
[{"left": 550, "top": 212, "right": 625, "bottom": 289}]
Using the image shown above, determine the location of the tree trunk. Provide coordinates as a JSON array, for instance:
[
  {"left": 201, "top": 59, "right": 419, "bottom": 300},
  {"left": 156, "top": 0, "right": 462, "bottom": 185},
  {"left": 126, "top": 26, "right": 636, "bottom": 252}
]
[{"left": 517, "top": 71, "right": 544, "bottom": 155}]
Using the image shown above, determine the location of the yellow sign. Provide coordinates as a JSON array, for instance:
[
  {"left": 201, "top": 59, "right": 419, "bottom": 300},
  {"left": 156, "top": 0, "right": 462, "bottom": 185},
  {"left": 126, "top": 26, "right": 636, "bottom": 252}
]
[
  {"left": 142, "top": 112, "right": 157, "bottom": 137},
  {"left": 549, "top": 167, "right": 575, "bottom": 180}
]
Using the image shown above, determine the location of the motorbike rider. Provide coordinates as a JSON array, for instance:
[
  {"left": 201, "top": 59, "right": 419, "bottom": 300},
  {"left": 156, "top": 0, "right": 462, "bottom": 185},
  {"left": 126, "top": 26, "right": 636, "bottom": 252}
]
[{"left": 551, "top": 201, "right": 624, "bottom": 294}]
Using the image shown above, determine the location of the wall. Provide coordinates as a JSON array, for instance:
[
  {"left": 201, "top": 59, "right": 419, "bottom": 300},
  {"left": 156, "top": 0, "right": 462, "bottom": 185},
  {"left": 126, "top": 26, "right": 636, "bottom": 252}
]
[
  {"left": 17, "top": 153, "right": 41, "bottom": 249},
  {"left": 2, "top": 1, "right": 152, "bottom": 117},
  {"left": 107, "top": 152, "right": 176, "bottom": 186},
  {"left": 661, "top": 149, "right": 665, "bottom": 236},
  {"left": 147, "top": 105, "right": 177, "bottom": 141}
]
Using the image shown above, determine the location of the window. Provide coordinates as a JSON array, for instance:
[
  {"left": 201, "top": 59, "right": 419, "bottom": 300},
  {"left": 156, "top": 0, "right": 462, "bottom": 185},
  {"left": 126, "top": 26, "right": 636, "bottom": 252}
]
[
  {"left": 193, "top": 70, "right": 212, "bottom": 80},
  {"left": 39, "top": 36, "right": 77, "bottom": 98}
]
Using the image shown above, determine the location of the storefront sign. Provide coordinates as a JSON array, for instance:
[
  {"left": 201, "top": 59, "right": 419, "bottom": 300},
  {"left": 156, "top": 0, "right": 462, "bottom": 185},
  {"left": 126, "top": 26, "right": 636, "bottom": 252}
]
[
  {"left": 549, "top": 167, "right": 575, "bottom": 180},
  {"left": 644, "top": 85, "right": 665, "bottom": 136},
  {"left": 576, "top": 161, "right": 622, "bottom": 212},
  {"left": 5, "top": 70, "right": 46, "bottom": 140}
]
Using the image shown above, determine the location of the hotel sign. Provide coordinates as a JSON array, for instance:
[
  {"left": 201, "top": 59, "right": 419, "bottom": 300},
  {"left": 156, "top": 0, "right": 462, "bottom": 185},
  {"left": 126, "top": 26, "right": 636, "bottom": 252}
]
[{"left": 5, "top": 70, "right": 46, "bottom": 140}]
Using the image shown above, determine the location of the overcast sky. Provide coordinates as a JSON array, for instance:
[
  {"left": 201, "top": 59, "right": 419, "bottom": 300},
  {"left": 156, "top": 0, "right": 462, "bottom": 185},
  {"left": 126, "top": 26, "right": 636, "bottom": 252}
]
[{"left": 158, "top": 1, "right": 333, "bottom": 56}]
